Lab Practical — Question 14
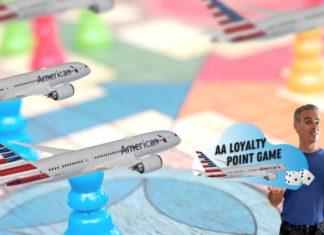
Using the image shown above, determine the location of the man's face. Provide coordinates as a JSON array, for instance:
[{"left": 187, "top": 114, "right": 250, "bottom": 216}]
[{"left": 294, "top": 110, "right": 320, "bottom": 144}]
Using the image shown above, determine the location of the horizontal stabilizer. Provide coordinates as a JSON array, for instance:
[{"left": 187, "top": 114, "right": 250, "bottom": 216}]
[{"left": 11, "top": 141, "right": 72, "bottom": 155}]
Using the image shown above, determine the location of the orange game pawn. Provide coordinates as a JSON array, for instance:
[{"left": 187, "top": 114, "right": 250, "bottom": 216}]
[{"left": 286, "top": 29, "right": 324, "bottom": 93}]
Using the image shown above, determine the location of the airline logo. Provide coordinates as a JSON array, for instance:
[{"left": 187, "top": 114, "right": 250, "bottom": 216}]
[
  {"left": 37, "top": 68, "right": 74, "bottom": 83},
  {"left": 196, "top": 151, "right": 227, "bottom": 177},
  {"left": 203, "top": 0, "right": 266, "bottom": 42},
  {"left": 260, "top": 165, "right": 279, "bottom": 171},
  {"left": 121, "top": 138, "right": 160, "bottom": 154},
  {"left": 121, "top": 135, "right": 168, "bottom": 154}
]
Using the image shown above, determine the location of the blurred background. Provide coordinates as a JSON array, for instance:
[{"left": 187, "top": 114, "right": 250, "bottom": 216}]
[{"left": 0, "top": 0, "right": 323, "bottom": 234}]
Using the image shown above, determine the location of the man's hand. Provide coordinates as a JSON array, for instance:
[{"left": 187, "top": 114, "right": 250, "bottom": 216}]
[{"left": 268, "top": 186, "right": 286, "bottom": 207}]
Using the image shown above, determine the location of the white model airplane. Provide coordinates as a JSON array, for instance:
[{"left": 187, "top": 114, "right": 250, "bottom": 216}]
[
  {"left": 0, "top": 130, "right": 181, "bottom": 186},
  {"left": 194, "top": 151, "right": 286, "bottom": 180},
  {"left": 204, "top": 0, "right": 324, "bottom": 42},
  {"left": 0, "top": 0, "right": 113, "bottom": 22},
  {"left": 0, "top": 62, "right": 90, "bottom": 101}
]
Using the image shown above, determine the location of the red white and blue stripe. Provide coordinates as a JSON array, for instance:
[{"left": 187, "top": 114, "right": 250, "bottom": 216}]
[
  {"left": 0, "top": 143, "right": 24, "bottom": 164},
  {"left": 196, "top": 151, "right": 227, "bottom": 177},
  {"left": 203, "top": 0, "right": 266, "bottom": 42},
  {"left": 0, "top": 4, "right": 18, "bottom": 21},
  {"left": 0, "top": 143, "right": 49, "bottom": 186}
]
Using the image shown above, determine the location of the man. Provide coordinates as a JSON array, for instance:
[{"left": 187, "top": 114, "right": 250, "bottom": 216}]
[{"left": 268, "top": 104, "right": 324, "bottom": 235}]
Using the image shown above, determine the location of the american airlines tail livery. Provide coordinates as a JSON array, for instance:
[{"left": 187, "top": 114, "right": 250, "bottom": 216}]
[
  {"left": 204, "top": 0, "right": 324, "bottom": 42},
  {"left": 0, "top": 0, "right": 113, "bottom": 22},
  {"left": 0, "top": 131, "right": 181, "bottom": 186},
  {"left": 0, "top": 62, "right": 90, "bottom": 101},
  {"left": 194, "top": 151, "right": 286, "bottom": 181}
]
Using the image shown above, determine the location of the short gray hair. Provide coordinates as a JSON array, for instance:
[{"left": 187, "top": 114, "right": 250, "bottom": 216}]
[{"left": 294, "top": 104, "right": 319, "bottom": 123}]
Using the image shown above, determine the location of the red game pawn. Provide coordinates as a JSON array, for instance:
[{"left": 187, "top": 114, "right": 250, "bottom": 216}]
[{"left": 31, "top": 15, "right": 65, "bottom": 70}]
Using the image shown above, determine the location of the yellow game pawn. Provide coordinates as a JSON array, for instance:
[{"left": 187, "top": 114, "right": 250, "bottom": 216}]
[{"left": 286, "top": 29, "right": 324, "bottom": 93}]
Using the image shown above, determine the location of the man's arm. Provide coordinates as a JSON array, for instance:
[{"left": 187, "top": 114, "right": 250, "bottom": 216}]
[{"left": 268, "top": 186, "right": 286, "bottom": 207}]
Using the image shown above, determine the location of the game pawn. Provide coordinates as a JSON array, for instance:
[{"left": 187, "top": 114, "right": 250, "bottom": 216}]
[
  {"left": 0, "top": 0, "right": 33, "bottom": 56},
  {"left": 286, "top": 28, "right": 324, "bottom": 93},
  {"left": 1, "top": 20, "right": 33, "bottom": 56},
  {"left": 74, "top": 9, "right": 113, "bottom": 51},
  {"left": 65, "top": 172, "right": 121, "bottom": 235},
  {"left": 31, "top": 15, "right": 65, "bottom": 70},
  {"left": 0, "top": 99, "right": 37, "bottom": 160}
]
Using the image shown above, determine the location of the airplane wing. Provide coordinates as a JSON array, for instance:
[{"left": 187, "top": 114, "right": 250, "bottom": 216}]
[
  {"left": 19, "top": 82, "right": 55, "bottom": 97},
  {"left": 238, "top": 171, "right": 267, "bottom": 178},
  {"left": 1, "top": 82, "right": 55, "bottom": 101},
  {"left": 11, "top": 141, "right": 72, "bottom": 155},
  {"left": 81, "top": 153, "right": 141, "bottom": 174}
]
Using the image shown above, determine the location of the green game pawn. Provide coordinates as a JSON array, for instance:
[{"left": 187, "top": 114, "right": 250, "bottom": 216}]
[
  {"left": 1, "top": 0, "right": 33, "bottom": 55},
  {"left": 74, "top": 9, "right": 113, "bottom": 51}
]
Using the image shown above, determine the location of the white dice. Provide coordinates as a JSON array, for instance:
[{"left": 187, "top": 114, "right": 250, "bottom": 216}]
[
  {"left": 299, "top": 169, "right": 315, "bottom": 186},
  {"left": 285, "top": 171, "right": 301, "bottom": 186}
]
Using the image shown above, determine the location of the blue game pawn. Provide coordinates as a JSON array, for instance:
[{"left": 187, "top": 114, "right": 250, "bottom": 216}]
[
  {"left": 65, "top": 172, "right": 121, "bottom": 235},
  {"left": 0, "top": 100, "right": 37, "bottom": 160}
]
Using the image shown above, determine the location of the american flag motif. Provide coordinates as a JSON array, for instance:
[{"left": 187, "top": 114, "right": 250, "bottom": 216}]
[
  {"left": 0, "top": 4, "right": 18, "bottom": 21},
  {"left": 0, "top": 143, "right": 25, "bottom": 165},
  {"left": 0, "top": 143, "right": 48, "bottom": 186},
  {"left": 196, "top": 151, "right": 227, "bottom": 177},
  {"left": 203, "top": 0, "right": 266, "bottom": 42}
]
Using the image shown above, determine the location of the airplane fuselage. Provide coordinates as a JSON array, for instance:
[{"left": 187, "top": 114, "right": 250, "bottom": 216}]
[
  {"left": 258, "top": 5, "right": 324, "bottom": 38},
  {"left": 0, "top": 0, "right": 113, "bottom": 21},
  {"left": 221, "top": 163, "right": 285, "bottom": 178},
  {"left": 0, "top": 62, "right": 90, "bottom": 101},
  {"left": 208, "top": 0, "right": 324, "bottom": 42},
  {"left": 0, "top": 131, "right": 181, "bottom": 186}
]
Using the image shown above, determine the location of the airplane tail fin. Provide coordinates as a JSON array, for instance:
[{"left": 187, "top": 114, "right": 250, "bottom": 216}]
[
  {"left": 0, "top": 4, "right": 18, "bottom": 22},
  {"left": 203, "top": 0, "right": 266, "bottom": 42},
  {"left": 196, "top": 151, "right": 227, "bottom": 177},
  {"left": 0, "top": 143, "right": 48, "bottom": 187},
  {"left": 0, "top": 143, "right": 28, "bottom": 165}
]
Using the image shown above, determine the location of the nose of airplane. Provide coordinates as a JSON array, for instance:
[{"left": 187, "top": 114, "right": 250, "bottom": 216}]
[
  {"left": 157, "top": 131, "right": 181, "bottom": 145},
  {"left": 70, "top": 62, "right": 91, "bottom": 76},
  {"left": 167, "top": 132, "right": 181, "bottom": 145},
  {"left": 174, "top": 133, "right": 181, "bottom": 144},
  {"left": 85, "top": 65, "right": 91, "bottom": 75},
  {"left": 80, "top": 63, "right": 91, "bottom": 75}
]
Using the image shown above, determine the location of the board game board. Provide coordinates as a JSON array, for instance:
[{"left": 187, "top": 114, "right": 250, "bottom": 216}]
[{"left": 0, "top": 0, "right": 323, "bottom": 234}]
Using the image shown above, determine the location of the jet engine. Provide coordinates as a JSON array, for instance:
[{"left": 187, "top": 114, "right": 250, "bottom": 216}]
[
  {"left": 89, "top": 0, "right": 114, "bottom": 13},
  {"left": 48, "top": 84, "right": 75, "bottom": 101},
  {"left": 133, "top": 155, "right": 163, "bottom": 174},
  {"left": 264, "top": 173, "right": 277, "bottom": 181}
]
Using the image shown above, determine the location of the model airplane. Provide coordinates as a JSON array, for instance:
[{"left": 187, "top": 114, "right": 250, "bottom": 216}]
[
  {"left": 0, "top": 0, "right": 113, "bottom": 22},
  {"left": 194, "top": 151, "right": 286, "bottom": 180},
  {"left": 0, "top": 131, "right": 181, "bottom": 186},
  {"left": 204, "top": 0, "right": 324, "bottom": 42},
  {"left": 0, "top": 62, "right": 90, "bottom": 101}
]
